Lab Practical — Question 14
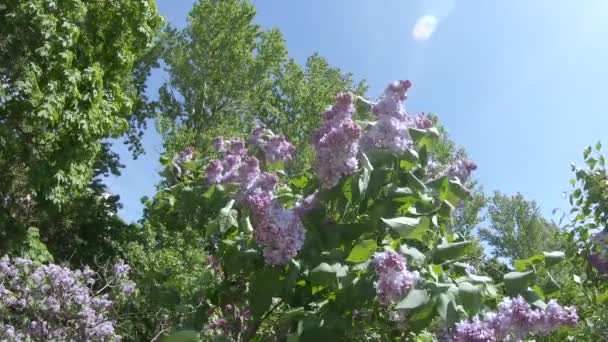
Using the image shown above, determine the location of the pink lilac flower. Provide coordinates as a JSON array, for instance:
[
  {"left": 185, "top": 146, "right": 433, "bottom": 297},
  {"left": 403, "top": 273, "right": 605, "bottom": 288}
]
[
  {"left": 312, "top": 92, "right": 361, "bottom": 188},
  {"left": 373, "top": 250, "right": 419, "bottom": 305}
]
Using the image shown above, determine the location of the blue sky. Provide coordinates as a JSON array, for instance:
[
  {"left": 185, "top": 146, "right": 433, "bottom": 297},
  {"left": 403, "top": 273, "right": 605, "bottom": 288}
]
[{"left": 106, "top": 0, "right": 608, "bottom": 223}]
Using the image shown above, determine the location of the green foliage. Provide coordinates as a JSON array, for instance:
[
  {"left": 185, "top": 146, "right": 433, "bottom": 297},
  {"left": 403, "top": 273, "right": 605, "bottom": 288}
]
[
  {"left": 156, "top": 0, "right": 365, "bottom": 172},
  {"left": 479, "top": 191, "right": 564, "bottom": 262},
  {"left": 0, "top": 0, "right": 163, "bottom": 206},
  {"left": 0, "top": 0, "right": 163, "bottom": 269}
]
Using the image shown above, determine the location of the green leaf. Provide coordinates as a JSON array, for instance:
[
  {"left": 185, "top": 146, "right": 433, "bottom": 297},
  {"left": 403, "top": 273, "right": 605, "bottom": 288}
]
[
  {"left": 289, "top": 174, "right": 310, "bottom": 189},
  {"left": 426, "top": 176, "right": 449, "bottom": 197},
  {"left": 407, "top": 301, "right": 437, "bottom": 333},
  {"left": 436, "top": 292, "right": 459, "bottom": 325},
  {"left": 543, "top": 272, "right": 561, "bottom": 295},
  {"left": 396, "top": 289, "right": 429, "bottom": 310},
  {"left": 346, "top": 240, "right": 377, "bottom": 263},
  {"left": 597, "top": 292, "right": 608, "bottom": 304},
  {"left": 447, "top": 180, "right": 471, "bottom": 202},
  {"left": 543, "top": 251, "right": 565, "bottom": 267},
  {"left": 382, "top": 216, "right": 430, "bottom": 241},
  {"left": 432, "top": 241, "right": 473, "bottom": 263},
  {"left": 458, "top": 282, "right": 482, "bottom": 316},
  {"left": 401, "top": 148, "right": 419, "bottom": 169},
  {"left": 426, "top": 281, "right": 454, "bottom": 293},
  {"left": 399, "top": 244, "right": 426, "bottom": 264},
  {"left": 162, "top": 330, "right": 200, "bottom": 342},
  {"left": 503, "top": 270, "right": 535, "bottom": 295},
  {"left": 466, "top": 274, "right": 493, "bottom": 284},
  {"left": 526, "top": 287, "right": 546, "bottom": 309},
  {"left": 249, "top": 269, "right": 282, "bottom": 320},
  {"left": 309, "top": 263, "right": 348, "bottom": 287},
  {"left": 513, "top": 254, "right": 545, "bottom": 271},
  {"left": 405, "top": 171, "right": 427, "bottom": 193},
  {"left": 409, "top": 127, "right": 440, "bottom": 151},
  {"left": 573, "top": 274, "right": 582, "bottom": 284}
]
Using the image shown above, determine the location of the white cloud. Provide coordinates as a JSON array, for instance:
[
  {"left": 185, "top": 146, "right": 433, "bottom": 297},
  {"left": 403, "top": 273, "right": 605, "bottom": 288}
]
[{"left": 412, "top": 15, "right": 438, "bottom": 41}]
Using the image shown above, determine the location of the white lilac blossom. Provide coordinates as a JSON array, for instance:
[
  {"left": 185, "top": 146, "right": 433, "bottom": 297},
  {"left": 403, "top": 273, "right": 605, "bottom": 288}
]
[
  {"left": 312, "top": 92, "right": 361, "bottom": 188},
  {"left": 373, "top": 250, "right": 419, "bottom": 305},
  {"left": 451, "top": 296, "right": 578, "bottom": 341},
  {"left": 0, "top": 256, "right": 135, "bottom": 341},
  {"left": 589, "top": 230, "right": 608, "bottom": 274},
  {"left": 205, "top": 130, "right": 305, "bottom": 265}
]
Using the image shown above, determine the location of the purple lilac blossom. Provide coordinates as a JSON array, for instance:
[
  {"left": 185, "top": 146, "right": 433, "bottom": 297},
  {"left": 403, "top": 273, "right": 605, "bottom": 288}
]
[
  {"left": 254, "top": 203, "right": 306, "bottom": 266},
  {"left": 451, "top": 295, "right": 578, "bottom": 341},
  {"left": 247, "top": 124, "right": 295, "bottom": 163},
  {"left": 205, "top": 129, "right": 304, "bottom": 265},
  {"left": 312, "top": 92, "right": 361, "bottom": 188},
  {"left": 373, "top": 250, "right": 419, "bottom": 305},
  {"left": 214, "top": 137, "right": 225, "bottom": 152},
  {"left": 413, "top": 113, "right": 433, "bottom": 129},
  {"left": 112, "top": 261, "right": 131, "bottom": 277},
  {"left": 294, "top": 191, "right": 319, "bottom": 218},
  {"left": 589, "top": 230, "right": 608, "bottom": 274},
  {"left": 447, "top": 159, "right": 478, "bottom": 184},
  {"left": 0, "top": 256, "right": 134, "bottom": 341},
  {"left": 361, "top": 80, "right": 415, "bottom": 154},
  {"left": 263, "top": 135, "right": 295, "bottom": 163}
]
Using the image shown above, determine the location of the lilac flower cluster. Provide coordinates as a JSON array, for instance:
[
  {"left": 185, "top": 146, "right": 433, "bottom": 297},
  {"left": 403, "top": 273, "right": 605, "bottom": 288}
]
[
  {"left": 0, "top": 256, "right": 136, "bottom": 341},
  {"left": 247, "top": 125, "right": 295, "bottom": 163},
  {"left": 312, "top": 92, "right": 362, "bottom": 188},
  {"left": 452, "top": 296, "right": 578, "bottom": 341},
  {"left": 373, "top": 250, "right": 419, "bottom": 305},
  {"left": 206, "top": 131, "right": 305, "bottom": 266},
  {"left": 447, "top": 159, "right": 478, "bottom": 184},
  {"left": 589, "top": 230, "right": 608, "bottom": 274},
  {"left": 361, "top": 80, "right": 413, "bottom": 154},
  {"left": 361, "top": 81, "right": 436, "bottom": 155}
]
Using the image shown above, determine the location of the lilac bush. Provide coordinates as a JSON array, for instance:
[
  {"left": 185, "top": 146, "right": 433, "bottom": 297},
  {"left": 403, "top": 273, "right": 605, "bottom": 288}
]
[
  {"left": 192, "top": 79, "right": 584, "bottom": 340},
  {"left": 0, "top": 256, "right": 135, "bottom": 341}
]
